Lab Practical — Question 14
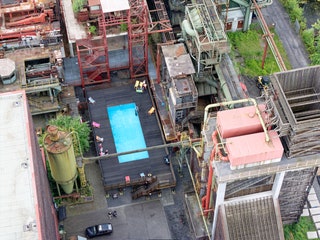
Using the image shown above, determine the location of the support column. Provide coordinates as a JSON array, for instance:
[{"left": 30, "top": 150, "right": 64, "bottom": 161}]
[
  {"left": 272, "top": 171, "right": 285, "bottom": 200},
  {"left": 211, "top": 182, "right": 226, "bottom": 239},
  {"left": 69, "top": 42, "right": 74, "bottom": 57},
  {"left": 272, "top": 171, "right": 285, "bottom": 239}
]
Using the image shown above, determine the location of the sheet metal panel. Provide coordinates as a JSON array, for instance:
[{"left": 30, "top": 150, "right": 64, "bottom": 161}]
[
  {"left": 217, "top": 104, "right": 267, "bottom": 138},
  {"left": 226, "top": 130, "right": 283, "bottom": 169}
]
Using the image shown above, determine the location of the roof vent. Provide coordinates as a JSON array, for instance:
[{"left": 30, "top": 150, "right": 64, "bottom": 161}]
[
  {"left": 23, "top": 224, "right": 31, "bottom": 232},
  {"left": 21, "top": 162, "right": 28, "bottom": 169},
  {"left": 13, "top": 101, "right": 21, "bottom": 107}
]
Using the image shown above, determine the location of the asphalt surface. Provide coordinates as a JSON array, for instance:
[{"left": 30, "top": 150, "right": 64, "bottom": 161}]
[
  {"left": 261, "top": 0, "right": 310, "bottom": 69},
  {"left": 63, "top": 154, "right": 194, "bottom": 240}
]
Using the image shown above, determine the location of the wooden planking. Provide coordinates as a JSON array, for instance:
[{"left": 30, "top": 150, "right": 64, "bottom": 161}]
[{"left": 86, "top": 83, "right": 173, "bottom": 189}]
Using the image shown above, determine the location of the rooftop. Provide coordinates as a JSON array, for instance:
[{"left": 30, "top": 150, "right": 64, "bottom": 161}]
[
  {"left": 101, "top": 0, "right": 130, "bottom": 13},
  {"left": 162, "top": 44, "right": 195, "bottom": 77},
  {"left": 0, "top": 91, "right": 39, "bottom": 240},
  {"left": 61, "top": 0, "right": 87, "bottom": 43}
]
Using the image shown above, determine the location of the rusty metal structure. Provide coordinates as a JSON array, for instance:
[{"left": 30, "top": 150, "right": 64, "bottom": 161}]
[
  {"left": 0, "top": 0, "right": 66, "bottom": 116},
  {"left": 0, "top": 0, "right": 58, "bottom": 41},
  {"left": 1, "top": 0, "right": 319, "bottom": 239},
  {"left": 75, "top": 0, "right": 174, "bottom": 87},
  {"left": 182, "top": 2, "right": 229, "bottom": 72},
  {"left": 267, "top": 65, "right": 320, "bottom": 158},
  {"left": 159, "top": 44, "right": 199, "bottom": 132},
  {"left": 183, "top": 67, "right": 320, "bottom": 239}
]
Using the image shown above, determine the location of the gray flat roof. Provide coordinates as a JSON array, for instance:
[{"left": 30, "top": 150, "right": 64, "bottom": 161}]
[
  {"left": 61, "top": 0, "right": 87, "bottom": 42},
  {"left": 162, "top": 44, "right": 195, "bottom": 77},
  {"left": 0, "top": 91, "right": 39, "bottom": 240}
]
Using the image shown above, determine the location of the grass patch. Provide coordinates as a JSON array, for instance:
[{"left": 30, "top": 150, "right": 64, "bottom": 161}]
[
  {"left": 227, "top": 24, "right": 291, "bottom": 77},
  {"left": 284, "top": 216, "right": 319, "bottom": 240}
]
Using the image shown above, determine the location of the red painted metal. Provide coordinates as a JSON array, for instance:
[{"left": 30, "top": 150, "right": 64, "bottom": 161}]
[
  {"left": 74, "top": 0, "right": 175, "bottom": 85},
  {"left": 203, "top": 130, "right": 228, "bottom": 216},
  {"left": 128, "top": 0, "right": 149, "bottom": 78},
  {"left": 211, "top": 130, "right": 228, "bottom": 162},
  {"left": 156, "top": 44, "right": 161, "bottom": 83},
  {"left": 76, "top": 11, "right": 111, "bottom": 87},
  {"left": 216, "top": 105, "right": 267, "bottom": 139},
  {"left": 226, "top": 130, "right": 283, "bottom": 168},
  {"left": 261, "top": 39, "right": 268, "bottom": 69},
  {"left": 253, "top": 0, "right": 287, "bottom": 72},
  {"left": 6, "top": 13, "right": 47, "bottom": 28},
  {"left": 204, "top": 155, "right": 214, "bottom": 215}
]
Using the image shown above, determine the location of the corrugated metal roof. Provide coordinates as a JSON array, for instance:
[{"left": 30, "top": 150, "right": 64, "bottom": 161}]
[
  {"left": 0, "top": 91, "right": 39, "bottom": 240},
  {"left": 226, "top": 130, "right": 283, "bottom": 168},
  {"left": 222, "top": 196, "right": 283, "bottom": 240},
  {"left": 101, "top": 0, "right": 130, "bottom": 13}
]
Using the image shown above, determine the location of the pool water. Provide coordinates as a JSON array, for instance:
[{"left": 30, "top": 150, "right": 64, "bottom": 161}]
[{"left": 107, "top": 103, "right": 149, "bottom": 163}]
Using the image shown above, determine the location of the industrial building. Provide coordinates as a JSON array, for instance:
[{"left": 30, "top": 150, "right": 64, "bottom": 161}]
[
  {"left": 0, "top": 90, "right": 60, "bottom": 240},
  {"left": 0, "top": 0, "right": 319, "bottom": 239}
]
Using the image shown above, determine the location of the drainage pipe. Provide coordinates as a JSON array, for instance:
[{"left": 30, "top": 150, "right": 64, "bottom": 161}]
[
  {"left": 204, "top": 130, "right": 229, "bottom": 215},
  {"left": 203, "top": 98, "right": 270, "bottom": 143},
  {"left": 204, "top": 148, "right": 214, "bottom": 215},
  {"left": 185, "top": 154, "right": 212, "bottom": 240}
]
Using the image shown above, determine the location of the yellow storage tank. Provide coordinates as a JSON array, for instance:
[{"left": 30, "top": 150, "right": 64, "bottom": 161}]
[{"left": 44, "top": 125, "right": 78, "bottom": 194}]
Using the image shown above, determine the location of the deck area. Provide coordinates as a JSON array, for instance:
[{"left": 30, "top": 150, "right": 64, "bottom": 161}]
[{"left": 86, "top": 81, "right": 176, "bottom": 192}]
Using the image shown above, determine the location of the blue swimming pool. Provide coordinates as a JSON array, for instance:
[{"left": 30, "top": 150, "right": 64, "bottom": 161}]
[{"left": 107, "top": 103, "right": 149, "bottom": 163}]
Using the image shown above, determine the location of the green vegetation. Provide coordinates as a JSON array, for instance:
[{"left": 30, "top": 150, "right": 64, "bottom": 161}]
[
  {"left": 39, "top": 115, "right": 91, "bottom": 157},
  {"left": 72, "top": 0, "right": 87, "bottom": 13},
  {"left": 309, "top": 20, "right": 320, "bottom": 65},
  {"left": 227, "top": 24, "right": 291, "bottom": 77},
  {"left": 278, "top": 0, "right": 320, "bottom": 65},
  {"left": 280, "top": 0, "right": 306, "bottom": 29},
  {"left": 41, "top": 116, "right": 92, "bottom": 201},
  {"left": 47, "top": 115, "right": 91, "bottom": 156},
  {"left": 120, "top": 23, "right": 128, "bottom": 32},
  {"left": 88, "top": 25, "right": 97, "bottom": 36},
  {"left": 284, "top": 216, "right": 319, "bottom": 240}
]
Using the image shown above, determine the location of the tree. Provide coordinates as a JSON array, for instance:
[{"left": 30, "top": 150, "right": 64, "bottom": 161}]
[{"left": 310, "top": 19, "right": 320, "bottom": 64}]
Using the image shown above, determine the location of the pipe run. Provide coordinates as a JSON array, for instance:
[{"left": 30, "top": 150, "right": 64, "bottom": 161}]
[
  {"left": 211, "top": 130, "right": 228, "bottom": 162},
  {"left": 82, "top": 141, "right": 190, "bottom": 163},
  {"left": 203, "top": 130, "right": 228, "bottom": 216},
  {"left": 203, "top": 98, "right": 270, "bottom": 143},
  {"left": 184, "top": 154, "right": 212, "bottom": 239},
  {"left": 204, "top": 152, "right": 214, "bottom": 215}
]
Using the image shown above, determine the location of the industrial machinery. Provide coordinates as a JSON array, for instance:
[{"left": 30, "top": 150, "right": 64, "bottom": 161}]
[
  {"left": 0, "top": 0, "right": 58, "bottom": 41},
  {"left": 43, "top": 125, "right": 79, "bottom": 195},
  {"left": 183, "top": 65, "right": 320, "bottom": 239},
  {"left": 0, "top": 58, "right": 16, "bottom": 85},
  {"left": 23, "top": 54, "right": 63, "bottom": 115},
  {"left": 256, "top": 75, "right": 270, "bottom": 90},
  {"left": 178, "top": 2, "right": 235, "bottom": 110}
]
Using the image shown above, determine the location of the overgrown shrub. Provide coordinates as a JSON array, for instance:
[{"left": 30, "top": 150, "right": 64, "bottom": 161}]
[{"left": 284, "top": 216, "right": 319, "bottom": 240}]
